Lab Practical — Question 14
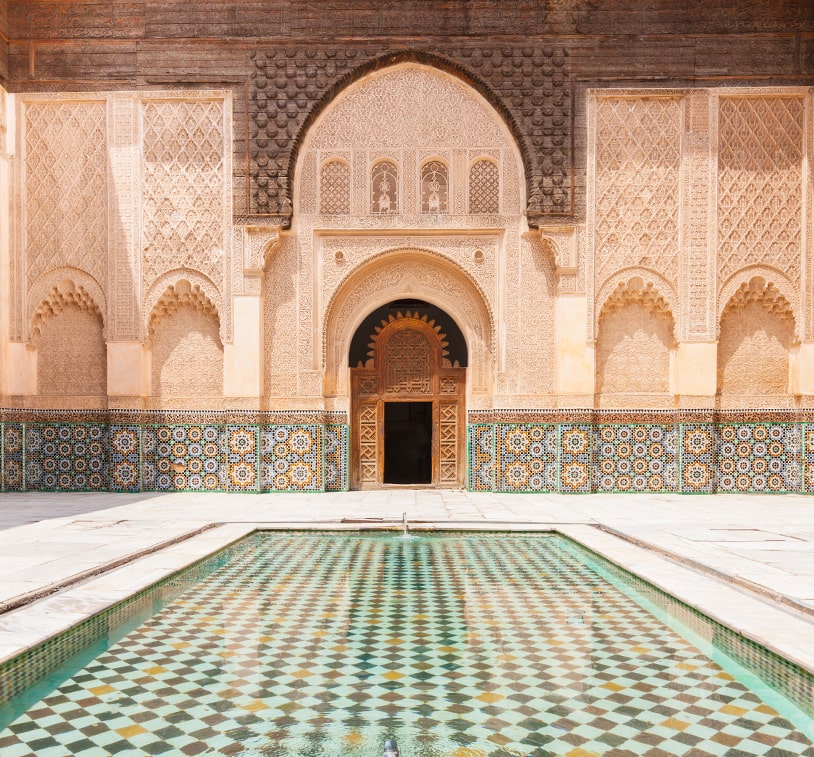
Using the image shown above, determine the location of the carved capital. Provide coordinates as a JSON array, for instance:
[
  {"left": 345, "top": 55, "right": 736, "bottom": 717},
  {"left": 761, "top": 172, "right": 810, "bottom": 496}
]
[
  {"left": 245, "top": 226, "right": 281, "bottom": 275},
  {"left": 538, "top": 226, "right": 578, "bottom": 291}
]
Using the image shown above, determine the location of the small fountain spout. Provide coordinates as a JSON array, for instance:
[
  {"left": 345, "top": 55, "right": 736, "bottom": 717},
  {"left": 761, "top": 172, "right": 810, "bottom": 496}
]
[
  {"left": 402, "top": 512, "right": 409, "bottom": 538},
  {"left": 384, "top": 737, "right": 400, "bottom": 757}
]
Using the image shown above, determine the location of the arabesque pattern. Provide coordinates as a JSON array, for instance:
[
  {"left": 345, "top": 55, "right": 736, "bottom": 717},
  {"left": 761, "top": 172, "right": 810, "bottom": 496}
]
[
  {"left": 715, "top": 423, "right": 800, "bottom": 493},
  {"left": 261, "top": 425, "right": 322, "bottom": 492},
  {"left": 142, "top": 425, "right": 226, "bottom": 492},
  {"left": 496, "top": 423, "right": 557, "bottom": 492},
  {"left": 595, "top": 424, "right": 678, "bottom": 492},
  {"left": 718, "top": 97, "right": 803, "bottom": 286},
  {"left": 24, "top": 101, "right": 108, "bottom": 289},
  {"left": 141, "top": 100, "right": 225, "bottom": 285},
  {"left": 25, "top": 423, "right": 107, "bottom": 491},
  {"left": 594, "top": 97, "right": 681, "bottom": 287}
]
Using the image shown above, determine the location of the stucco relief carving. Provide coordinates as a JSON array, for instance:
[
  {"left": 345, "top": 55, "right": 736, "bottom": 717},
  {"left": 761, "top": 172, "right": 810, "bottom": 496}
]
[
  {"left": 147, "top": 279, "right": 220, "bottom": 338},
  {"left": 717, "top": 96, "right": 803, "bottom": 290},
  {"left": 296, "top": 65, "right": 523, "bottom": 220},
  {"left": 538, "top": 226, "right": 577, "bottom": 292},
  {"left": 717, "top": 269, "right": 798, "bottom": 340},
  {"left": 718, "top": 297, "right": 794, "bottom": 401},
  {"left": 28, "top": 268, "right": 107, "bottom": 341},
  {"left": 596, "top": 302, "right": 673, "bottom": 399},
  {"left": 35, "top": 305, "right": 107, "bottom": 397},
  {"left": 262, "top": 235, "right": 299, "bottom": 399},
  {"left": 681, "top": 90, "right": 715, "bottom": 341},
  {"left": 144, "top": 270, "right": 224, "bottom": 344},
  {"left": 515, "top": 235, "right": 556, "bottom": 397},
  {"left": 595, "top": 270, "right": 677, "bottom": 341},
  {"left": 250, "top": 48, "right": 569, "bottom": 220},
  {"left": 30, "top": 278, "right": 105, "bottom": 338},
  {"left": 22, "top": 99, "right": 108, "bottom": 309},
  {"left": 109, "top": 96, "right": 141, "bottom": 342},
  {"left": 596, "top": 278, "right": 675, "bottom": 403},
  {"left": 593, "top": 96, "right": 681, "bottom": 292},
  {"left": 323, "top": 250, "right": 494, "bottom": 396},
  {"left": 141, "top": 96, "right": 232, "bottom": 339},
  {"left": 319, "top": 236, "right": 498, "bottom": 313}
]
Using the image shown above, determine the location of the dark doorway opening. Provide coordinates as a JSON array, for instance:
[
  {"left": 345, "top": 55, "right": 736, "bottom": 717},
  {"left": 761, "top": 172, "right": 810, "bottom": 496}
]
[{"left": 384, "top": 402, "right": 433, "bottom": 484}]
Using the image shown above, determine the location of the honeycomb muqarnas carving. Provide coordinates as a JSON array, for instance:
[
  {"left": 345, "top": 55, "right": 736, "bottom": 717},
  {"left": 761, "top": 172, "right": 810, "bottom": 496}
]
[{"left": 248, "top": 47, "right": 570, "bottom": 223}]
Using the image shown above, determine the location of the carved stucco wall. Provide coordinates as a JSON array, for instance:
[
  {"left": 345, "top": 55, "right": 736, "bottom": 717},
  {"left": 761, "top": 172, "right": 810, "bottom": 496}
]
[
  {"left": 150, "top": 305, "right": 224, "bottom": 399},
  {"left": 718, "top": 301, "right": 794, "bottom": 404},
  {"left": 275, "top": 64, "right": 525, "bottom": 406},
  {"left": 597, "top": 304, "right": 673, "bottom": 404},
  {"left": 585, "top": 87, "right": 811, "bottom": 407},
  {"left": 587, "top": 93, "right": 681, "bottom": 341},
  {"left": 11, "top": 90, "right": 233, "bottom": 402},
  {"left": 34, "top": 305, "right": 107, "bottom": 396}
]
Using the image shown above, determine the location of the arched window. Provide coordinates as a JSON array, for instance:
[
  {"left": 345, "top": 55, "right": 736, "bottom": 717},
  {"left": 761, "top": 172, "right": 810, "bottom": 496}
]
[
  {"left": 421, "top": 160, "right": 448, "bottom": 214},
  {"left": 371, "top": 161, "right": 398, "bottom": 214},
  {"left": 320, "top": 160, "right": 350, "bottom": 214},
  {"left": 468, "top": 159, "right": 499, "bottom": 214}
]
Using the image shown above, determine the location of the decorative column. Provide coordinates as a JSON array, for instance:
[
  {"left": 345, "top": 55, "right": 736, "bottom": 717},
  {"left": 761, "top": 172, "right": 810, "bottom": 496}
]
[
  {"left": 223, "top": 227, "right": 277, "bottom": 399},
  {"left": 676, "top": 90, "right": 717, "bottom": 403},
  {"left": 540, "top": 226, "right": 594, "bottom": 406}
]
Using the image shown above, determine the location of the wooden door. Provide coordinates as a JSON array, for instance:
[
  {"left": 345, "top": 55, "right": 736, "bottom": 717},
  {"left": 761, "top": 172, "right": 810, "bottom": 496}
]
[{"left": 350, "top": 311, "right": 465, "bottom": 488}]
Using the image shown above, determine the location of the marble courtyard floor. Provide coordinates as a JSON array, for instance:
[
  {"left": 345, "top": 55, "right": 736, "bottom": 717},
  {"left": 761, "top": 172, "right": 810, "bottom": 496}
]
[{"left": 0, "top": 490, "right": 813, "bottom": 676}]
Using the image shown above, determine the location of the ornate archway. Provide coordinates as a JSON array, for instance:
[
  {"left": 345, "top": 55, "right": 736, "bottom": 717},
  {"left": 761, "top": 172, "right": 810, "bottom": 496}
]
[{"left": 351, "top": 310, "right": 465, "bottom": 489}]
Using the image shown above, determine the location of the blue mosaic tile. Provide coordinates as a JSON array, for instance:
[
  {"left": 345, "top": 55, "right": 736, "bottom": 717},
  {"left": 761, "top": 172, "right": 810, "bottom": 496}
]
[
  {"left": 109, "top": 425, "right": 140, "bottom": 492},
  {"left": 24, "top": 423, "right": 107, "bottom": 491},
  {"left": 467, "top": 424, "right": 494, "bottom": 491},
  {"left": 496, "top": 423, "right": 557, "bottom": 492},
  {"left": 225, "top": 425, "right": 259, "bottom": 492},
  {"left": 715, "top": 423, "right": 801, "bottom": 493},
  {"left": 142, "top": 425, "right": 226, "bottom": 492},
  {"left": 261, "top": 425, "right": 323, "bottom": 492},
  {"left": 2, "top": 423, "right": 24, "bottom": 491},
  {"left": 680, "top": 423, "right": 715, "bottom": 493},
  {"left": 595, "top": 424, "right": 678, "bottom": 493},
  {"left": 559, "top": 423, "right": 593, "bottom": 492},
  {"left": 324, "top": 424, "right": 348, "bottom": 492}
]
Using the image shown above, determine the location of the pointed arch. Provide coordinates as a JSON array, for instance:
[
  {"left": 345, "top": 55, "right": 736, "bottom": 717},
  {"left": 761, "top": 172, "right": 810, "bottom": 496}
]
[
  {"left": 323, "top": 248, "right": 494, "bottom": 398},
  {"left": 287, "top": 51, "right": 533, "bottom": 218}
]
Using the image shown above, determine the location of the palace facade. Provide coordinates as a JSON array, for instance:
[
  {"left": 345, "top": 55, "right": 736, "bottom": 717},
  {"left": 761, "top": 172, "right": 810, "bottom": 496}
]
[{"left": 1, "top": 2, "right": 813, "bottom": 493}]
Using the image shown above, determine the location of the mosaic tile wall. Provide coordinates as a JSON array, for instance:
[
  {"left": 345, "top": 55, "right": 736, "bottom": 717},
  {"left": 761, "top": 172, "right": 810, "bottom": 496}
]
[
  {"left": 467, "top": 413, "right": 814, "bottom": 495},
  {"left": 0, "top": 412, "right": 349, "bottom": 493},
  {"left": 2, "top": 410, "right": 813, "bottom": 494}
]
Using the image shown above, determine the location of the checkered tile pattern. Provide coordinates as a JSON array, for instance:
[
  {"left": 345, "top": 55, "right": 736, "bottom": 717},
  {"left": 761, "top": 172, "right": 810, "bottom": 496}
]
[
  {"left": 25, "top": 423, "right": 108, "bottom": 491},
  {"left": 595, "top": 424, "right": 678, "bottom": 492},
  {"left": 468, "top": 424, "right": 494, "bottom": 491},
  {"left": 2, "top": 534, "right": 811, "bottom": 756},
  {"left": 496, "top": 423, "right": 557, "bottom": 492},
  {"left": 715, "top": 423, "right": 801, "bottom": 493},
  {"left": 1, "top": 423, "right": 24, "bottom": 491}
]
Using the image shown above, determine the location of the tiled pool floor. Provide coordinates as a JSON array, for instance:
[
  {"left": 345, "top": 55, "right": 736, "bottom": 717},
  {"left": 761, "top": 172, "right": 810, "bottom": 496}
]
[
  {"left": 2, "top": 491, "right": 814, "bottom": 617},
  {"left": 2, "top": 533, "right": 813, "bottom": 756}
]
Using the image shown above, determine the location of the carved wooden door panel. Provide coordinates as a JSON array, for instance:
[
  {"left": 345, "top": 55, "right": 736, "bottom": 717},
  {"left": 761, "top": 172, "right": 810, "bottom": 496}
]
[{"left": 350, "top": 311, "right": 465, "bottom": 489}]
